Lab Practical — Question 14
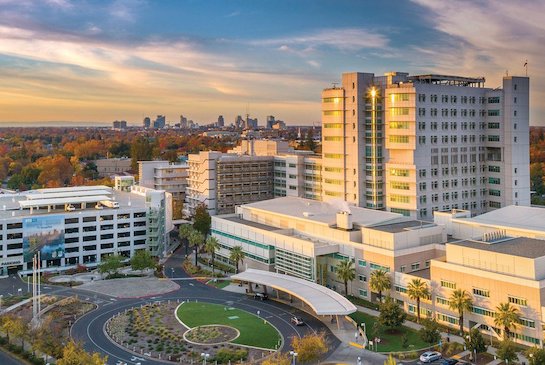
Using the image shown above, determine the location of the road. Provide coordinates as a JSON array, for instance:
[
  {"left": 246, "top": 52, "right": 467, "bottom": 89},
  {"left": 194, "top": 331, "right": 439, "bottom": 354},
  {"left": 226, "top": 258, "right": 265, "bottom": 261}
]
[{"left": 66, "top": 248, "right": 340, "bottom": 365}]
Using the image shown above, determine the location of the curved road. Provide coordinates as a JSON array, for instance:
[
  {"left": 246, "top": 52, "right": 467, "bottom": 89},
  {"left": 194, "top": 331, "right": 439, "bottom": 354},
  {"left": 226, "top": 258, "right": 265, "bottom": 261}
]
[{"left": 67, "top": 249, "right": 340, "bottom": 365}]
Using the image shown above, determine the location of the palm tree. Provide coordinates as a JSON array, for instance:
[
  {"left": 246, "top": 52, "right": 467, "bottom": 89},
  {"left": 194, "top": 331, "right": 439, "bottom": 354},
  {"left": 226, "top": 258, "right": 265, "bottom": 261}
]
[
  {"left": 449, "top": 289, "right": 473, "bottom": 335},
  {"left": 204, "top": 236, "right": 220, "bottom": 274},
  {"left": 179, "top": 223, "right": 194, "bottom": 255},
  {"left": 188, "top": 230, "right": 204, "bottom": 266},
  {"left": 336, "top": 260, "right": 356, "bottom": 296},
  {"left": 407, "top": 278, "right": 430, "bottom": 323},
  {"left": 495, "top": 302, "right": 520, "bottom": 340},
  {"left": 369, "top": 270, "right": 391, "bottom": 303},
  {"left": 230, "top": 246, "right": 245, "bottom": 273}
]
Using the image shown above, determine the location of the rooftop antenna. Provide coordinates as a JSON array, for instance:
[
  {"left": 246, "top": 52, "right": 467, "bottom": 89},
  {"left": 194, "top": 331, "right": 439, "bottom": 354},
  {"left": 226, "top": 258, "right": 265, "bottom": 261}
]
[
  {"left": 524, "top": 60, "right": 528, "bottom": 77},
  {"left": 332, "top": 82, "right": 339, "bottom": 88}
]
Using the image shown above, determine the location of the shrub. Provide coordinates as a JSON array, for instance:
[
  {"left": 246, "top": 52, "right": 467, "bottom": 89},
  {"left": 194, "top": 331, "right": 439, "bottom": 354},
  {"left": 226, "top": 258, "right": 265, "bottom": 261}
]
[{"left": 212, "top": 348, "right": 248, "bottom": 364}]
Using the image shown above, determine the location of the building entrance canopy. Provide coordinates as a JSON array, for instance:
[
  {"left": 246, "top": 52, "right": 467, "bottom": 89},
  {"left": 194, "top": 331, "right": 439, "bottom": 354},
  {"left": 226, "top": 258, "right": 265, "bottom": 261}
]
[{"left": 231, "top": 269, "right": 357, "bottom": 316}]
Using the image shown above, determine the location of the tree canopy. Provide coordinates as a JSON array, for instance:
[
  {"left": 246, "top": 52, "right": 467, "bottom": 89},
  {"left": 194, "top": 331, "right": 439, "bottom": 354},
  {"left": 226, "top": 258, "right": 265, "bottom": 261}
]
[
  {"left": 193, "top": 203, "right": 211, "bottom": 235},
  {"left": 130, "top": 250, "right": 156, "bottom": 271}
]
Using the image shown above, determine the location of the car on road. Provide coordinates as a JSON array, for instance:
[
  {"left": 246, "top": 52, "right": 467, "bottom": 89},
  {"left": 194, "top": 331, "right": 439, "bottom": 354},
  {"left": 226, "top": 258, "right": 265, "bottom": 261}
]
[
  {"left": 290, "top": 316, "right": 304, "bottom": 326},
  {"left": 441, "top": 358, "right": 458, "bottom": 365},
  {"left": 253, "top": 292, "right": 268, "bottom": 300},
  {"left": 419, "top": 351, "right": 442, "bottom": 363}
]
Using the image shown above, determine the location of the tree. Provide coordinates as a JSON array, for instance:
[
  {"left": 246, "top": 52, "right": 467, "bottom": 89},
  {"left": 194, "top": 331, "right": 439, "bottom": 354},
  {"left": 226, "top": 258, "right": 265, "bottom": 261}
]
[
  {"left": 369, "top": 270, "right": 391, "bottom": 302},
  {"left": 304, "top": 129, "right": 317, "bottom": 152},
  {"left": 465, "top": 328, "right": 487, "bottom": 356},
  {"left": 336, "top": 259, "right": 355, "bottom": 296},
  {"left": 130, "top": 137, "right": 154, "bottom": 170},
  {"left": 407, "top": 278, "right": 430, "bottom": 323},
  {"left": 449, "top": 289, "right": 472, "bottom": 335},
  {"left": 495, "top": 339, "right": 518, "bottom": 363},
  {"left": 204, "top": 236, "right": 220, "bottom": 274},
  {"left": 130, "top": 250, "right": 155, "bottom": 271},
  {"left": 378, "top": 296, "right": 406, "bottom": 331},
  {"left": 230, "top": 246, "right": 245, "bottom": 274},
  {"left": 526, "top": 346, "right": 545, "bottom": 365},
  {"left": 291, "top": 332, "right": 328, "bottom": 364},
  {"left": 35, "top": 154, "right": 74, "bottom": 187},
  {"left": 188, "top": 230, "right": 205, "bottom": 266},
  {"left": 193, "top": 203, "right": 211, "bottom": 236},
  {"left": 57, "top": 340, "right": 108, "bottom": 365},
  {"left": 262, "top": 352, "right": 291, "bottom": 365},
  {"left": 1, "top": 314, "right": 25, "bottom": 345},
  {"left": 98, "top": 254, "right": 123, "bottom": 277},
  {"left": 179, "top": 223, "right": 194, "bottom": 256},
  {"left": 494, "top": 302, "right": 520, "bottom": 340},
  {"left": 384, "top": 355, "right": 397, "bottom": 365},
  {"left": 419, "top": 318, "right": 441, "bottom": 344}
]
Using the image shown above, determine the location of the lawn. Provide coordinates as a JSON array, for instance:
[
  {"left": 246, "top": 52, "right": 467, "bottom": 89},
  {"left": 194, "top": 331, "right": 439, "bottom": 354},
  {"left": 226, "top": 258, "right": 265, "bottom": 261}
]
[
  {"left": 206, "top": 279, "right": 231, "bottom": 289},
  {"left": 349, "top": 311, "right": 431, "bottom": 353},
  {"left": 176, "top": 301, "right": 281, "bottom": 350}
]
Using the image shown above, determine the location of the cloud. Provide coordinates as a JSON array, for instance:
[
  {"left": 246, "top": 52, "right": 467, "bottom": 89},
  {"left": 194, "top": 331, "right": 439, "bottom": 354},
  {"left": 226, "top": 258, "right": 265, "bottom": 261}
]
[
  {"left": 225, "top": 10, "right": 240, "bottom": 18},
  {"left": 411, "top": 0, "right": 545, "bottom": 123},
  {"left": 256, "top": 27, "right": 389, "bottom": 51},
  {"left": 109, "top": 0, "right": 145, "bottom": 22}
]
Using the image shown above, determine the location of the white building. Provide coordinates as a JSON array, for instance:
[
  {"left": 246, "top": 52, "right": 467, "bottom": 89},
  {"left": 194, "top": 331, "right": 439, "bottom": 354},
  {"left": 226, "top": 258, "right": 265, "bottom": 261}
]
[
  {"left": 138, "top": 160, "right": 188, "bottom": 201},
  {"left": 0, "top": 185, "right": 172, "bottom": 276},
  {"left": 322, "top": 72, "right": 530, "bottom": 219}
]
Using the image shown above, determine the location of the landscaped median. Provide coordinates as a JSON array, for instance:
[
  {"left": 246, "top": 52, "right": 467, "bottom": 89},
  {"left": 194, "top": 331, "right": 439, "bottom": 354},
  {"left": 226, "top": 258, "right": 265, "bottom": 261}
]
[
  {"left": 176, "top": 301, "right": 282, "bottom": 350},
  {"left": 349, "top": 311, "right": 430, "bottom": 353}
]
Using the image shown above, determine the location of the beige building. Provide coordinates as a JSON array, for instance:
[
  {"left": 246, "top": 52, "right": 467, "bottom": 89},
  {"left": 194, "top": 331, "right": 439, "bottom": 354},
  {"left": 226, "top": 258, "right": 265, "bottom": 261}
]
[
  {"left": 212, "top": 198, "right": 545, "bottom": 346},
  {"left": 94, "top": 157, "right": 132, "bottom": 177},
  {"left": 138, "top": 160, "right": 188, "bottom": 201}
]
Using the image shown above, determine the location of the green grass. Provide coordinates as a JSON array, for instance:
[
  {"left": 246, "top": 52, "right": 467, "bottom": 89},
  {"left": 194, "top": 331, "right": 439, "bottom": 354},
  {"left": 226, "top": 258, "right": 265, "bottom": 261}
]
[
  {"left": 206, "top": 279, "right": 231, "bottom": 289},
  {"left": 176, "top": 301, "right": 281, "bottom": 349},
  {"left": 349, "top": 311, "right": 431, "bottom": 353}
]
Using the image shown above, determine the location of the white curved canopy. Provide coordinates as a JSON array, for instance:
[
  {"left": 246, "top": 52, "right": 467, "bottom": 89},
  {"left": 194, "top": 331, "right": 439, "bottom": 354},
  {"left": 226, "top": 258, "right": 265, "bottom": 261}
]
[{"left": 231, "top": 268, "right": 357, "bottom": 316}]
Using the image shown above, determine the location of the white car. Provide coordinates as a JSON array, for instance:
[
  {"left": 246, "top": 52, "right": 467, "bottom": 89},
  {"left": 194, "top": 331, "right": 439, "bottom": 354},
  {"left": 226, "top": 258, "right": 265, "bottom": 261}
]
[{"left": 420, "top": 351, "right": 442, "bottom": 363}]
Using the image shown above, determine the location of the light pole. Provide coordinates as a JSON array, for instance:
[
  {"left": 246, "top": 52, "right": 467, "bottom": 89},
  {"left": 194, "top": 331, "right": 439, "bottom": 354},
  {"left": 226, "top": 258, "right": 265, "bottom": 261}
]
[
  {"left": 201, "top": 352, "right": 210, "bottom": 365},
  {"left": 289, "top": 351, "right": 298, "bottom": 365}
]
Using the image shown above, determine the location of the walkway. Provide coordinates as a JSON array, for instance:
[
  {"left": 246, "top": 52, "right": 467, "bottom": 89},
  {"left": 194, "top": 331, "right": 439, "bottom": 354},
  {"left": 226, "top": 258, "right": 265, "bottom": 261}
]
[{"left": 77, "top": 277, "right": 179, "bottom": 298}]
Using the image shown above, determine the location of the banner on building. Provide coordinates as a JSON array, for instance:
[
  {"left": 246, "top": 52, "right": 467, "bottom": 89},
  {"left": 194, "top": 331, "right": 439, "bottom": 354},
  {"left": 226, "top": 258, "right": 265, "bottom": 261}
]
[{"left": 23, "top": 215, "right": 65, "bottom": 262}]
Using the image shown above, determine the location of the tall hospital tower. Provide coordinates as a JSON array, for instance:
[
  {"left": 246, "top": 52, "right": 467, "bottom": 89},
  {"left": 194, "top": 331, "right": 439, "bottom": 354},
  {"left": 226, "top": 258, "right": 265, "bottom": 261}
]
[{"left": 321, "top": 72, "right": 530, "bottom": 219}]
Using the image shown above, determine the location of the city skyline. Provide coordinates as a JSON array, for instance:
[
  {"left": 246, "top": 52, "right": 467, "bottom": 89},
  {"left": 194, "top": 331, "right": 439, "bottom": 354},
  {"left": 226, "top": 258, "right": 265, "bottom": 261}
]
[{"left": 0, "top": 0, "right": 542, "bottom": 125}]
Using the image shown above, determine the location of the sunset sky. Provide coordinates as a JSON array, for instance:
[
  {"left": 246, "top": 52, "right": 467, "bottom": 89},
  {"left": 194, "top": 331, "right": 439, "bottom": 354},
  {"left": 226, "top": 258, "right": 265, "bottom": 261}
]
[{"left": 0, "top": 0, "right": 542, "bottom": 126}]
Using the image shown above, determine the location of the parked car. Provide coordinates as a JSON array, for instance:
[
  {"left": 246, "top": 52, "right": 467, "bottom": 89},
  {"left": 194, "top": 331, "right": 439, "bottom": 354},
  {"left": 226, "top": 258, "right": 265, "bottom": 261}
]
[
  {"left": 253, "top": 292, "right": 268, "bottom": 300},
  {"left": 441, "top": 358, "right": 458, "bottom": 365},
  {"left": 290, "top": 316, "right": 304, "bottom": 326},
  {"left": 419, "top": 351, "right": 442, "bottom": 363}
]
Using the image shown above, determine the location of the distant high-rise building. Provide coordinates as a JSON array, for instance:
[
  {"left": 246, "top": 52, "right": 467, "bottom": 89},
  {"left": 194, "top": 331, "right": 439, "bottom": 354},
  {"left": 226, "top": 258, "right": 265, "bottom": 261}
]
[
  {"left": 112, "top": 120, "right": 127, "bottom": 129},
  {"left": 217, "top": 115, "right": 224, "bottom": 127},
  {"left": 245, "top": 115, "right": 258, "bottom": 129},
  {"left": 235, "top": 115, "right": 244, "bottom": 129},
  {"left": 143, "top": 117, "right": 151, "bottom": 128},
  {"left": 266, "top": 115, "right": 275, "bottom": 129},
  {"left": 153, "top": 115, "right": 166, "bottom": 129},
  {"left": 180, "top": 115, "right": 188, "bottom": 129}
]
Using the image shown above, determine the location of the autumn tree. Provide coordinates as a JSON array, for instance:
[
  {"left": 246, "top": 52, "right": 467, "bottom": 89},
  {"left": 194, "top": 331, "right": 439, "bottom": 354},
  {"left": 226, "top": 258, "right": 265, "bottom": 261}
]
[
  {"left": 57, "top": 340, "right": 108, "bottom": 365},
  {"left": 131, "top": 137, "right": 154, "bottom": 170},
  {"left": 36, "top": 154, "right": 74, "bottom": 187},
  {"left": 291, "top": 332, "right": 328, "bottom": 363}
]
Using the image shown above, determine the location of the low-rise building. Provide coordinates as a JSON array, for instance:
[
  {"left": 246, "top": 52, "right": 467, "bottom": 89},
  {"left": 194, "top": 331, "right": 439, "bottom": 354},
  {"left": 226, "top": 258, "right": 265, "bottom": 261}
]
[
  {"left": 94, "top": 157, "right": 132, "bottom": 177},
  {"left": 0, "top": 184, "right": 172, "bottom": 276}
]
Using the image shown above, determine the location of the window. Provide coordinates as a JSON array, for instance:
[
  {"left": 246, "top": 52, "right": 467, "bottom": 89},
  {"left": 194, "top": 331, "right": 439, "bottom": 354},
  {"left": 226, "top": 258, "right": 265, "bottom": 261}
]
[
  {"left": 324, "top": 153, "right": 343, "bottom": 159},
  {"left": 489, "top": 177, "right": 501, "bottom": 185},
  {"left": 390, "top": 107, "right": 410, "bottom": 116},
  {"left": 488, "top": 135, "right": 500, "bottom": 142},
  {"left": 436, "top": 297, "right": 450, "bottom": 306},
  {"left": 389, "top": 135, "right": 409, "bottom": 143},
  {"left": 358, "top": 275, "right": 367, "bottom": 282},
  {"left": 324, "top": 123, "right": 343, "bottom": 128},
  {"left": 390, "top": 93, "right": 410, "bottom": 102},
  {"left": 487, "top": 96, "right": 500, "bottom": 103},
  {"left": 488, "top": 122, "right": 500, "bottom": 129},
  {"left": 488, "top": 110, "right": 500, "bottom": 116},
  {"left": 389, "top": 121, "right": 409, "bottom": 129},
  {"left": 390, "top": 168, "right": 409, "bottom": 177},
  {"left": 395, "top": 285, "right": 407, "bottom": 294},
  {"left": 359, "top": 289, "right": 368, "bottom": 298},
  {"left": 369, "top": 262, "right": 389, "bottom": 272},
  {"left": 518, "top": 318, "right": 535, "bottom": 328},
  {"left": 473, "top": 288, "right": 490, "bottom": 298},
  {"left": 471, "top": 306, "right": 495, "bottom": 317},
  {"left": 390, "top": 195, "right": 410, "bottom": 204},
  {"left": 358, "top": 259, "right": 367, "bottom": 267},
  {"left": 323, "top": 110, "right": 343, "bottom": 116},
  {"left": 400, "top": 265, "right": 406, "bottom": 273},
  {"left": 391, "top": 181, "right": 410, "bottom": 190},
  {"left": 508, "top": 296, "right": 527, "bottom": 306},
  {"left": 437, "top": 313, "right": 459, "bottom": 325},
  {"left": 411, "top": 262, "right": 420, "bottom": 271},
  {"left": 488, "top": 166, "right": 501, "bottom": 173},
  {"left": 441, "top": 280, "right": 456, "bottom": 289},
  {"left": 324, "top": 136, "right": 342, "bottom": 141}
]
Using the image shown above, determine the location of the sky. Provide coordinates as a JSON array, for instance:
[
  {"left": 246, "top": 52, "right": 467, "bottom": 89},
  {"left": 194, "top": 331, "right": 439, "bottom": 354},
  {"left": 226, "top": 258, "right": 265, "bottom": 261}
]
[{"left": 0, "top": 0, "right": 543, "bottom": 126}]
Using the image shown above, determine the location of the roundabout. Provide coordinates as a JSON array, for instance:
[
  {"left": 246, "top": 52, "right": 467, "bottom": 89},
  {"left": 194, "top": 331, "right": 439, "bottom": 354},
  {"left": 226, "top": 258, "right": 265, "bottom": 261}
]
[{"left": 66, "top": 247, "right": 339, "bottom": 365}]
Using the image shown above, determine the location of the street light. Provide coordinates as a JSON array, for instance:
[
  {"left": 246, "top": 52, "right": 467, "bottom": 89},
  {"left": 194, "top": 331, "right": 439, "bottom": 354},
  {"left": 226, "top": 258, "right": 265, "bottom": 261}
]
[
  {"left": 289, "top": 351, "right": 298, "bottom": 365},
  {"left": 201, "top": 352, "right": 210, "bottom": 365}
]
